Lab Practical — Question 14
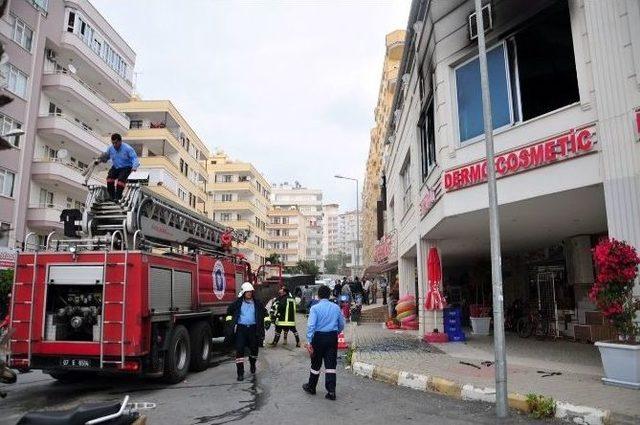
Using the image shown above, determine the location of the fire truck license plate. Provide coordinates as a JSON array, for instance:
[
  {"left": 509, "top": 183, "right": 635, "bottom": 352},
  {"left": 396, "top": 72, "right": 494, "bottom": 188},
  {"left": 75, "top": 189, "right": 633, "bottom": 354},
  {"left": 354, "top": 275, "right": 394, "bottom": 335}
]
[{"left": 60, "top": 358, "right": 92, "bottom": 368}]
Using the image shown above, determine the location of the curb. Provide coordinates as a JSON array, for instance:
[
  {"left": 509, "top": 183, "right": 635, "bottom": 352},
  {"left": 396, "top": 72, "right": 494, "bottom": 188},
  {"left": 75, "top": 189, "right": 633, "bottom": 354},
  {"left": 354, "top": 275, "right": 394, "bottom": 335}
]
[{"left": 349, "top": 359, "right": 611, "bottom": 424}]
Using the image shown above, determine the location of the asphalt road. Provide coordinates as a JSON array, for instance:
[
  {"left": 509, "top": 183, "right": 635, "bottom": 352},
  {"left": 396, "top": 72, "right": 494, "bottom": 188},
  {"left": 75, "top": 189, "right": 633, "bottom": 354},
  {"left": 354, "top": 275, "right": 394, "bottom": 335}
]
[{"left": 0, "top": 338, "right": 551, "bottom": 425}]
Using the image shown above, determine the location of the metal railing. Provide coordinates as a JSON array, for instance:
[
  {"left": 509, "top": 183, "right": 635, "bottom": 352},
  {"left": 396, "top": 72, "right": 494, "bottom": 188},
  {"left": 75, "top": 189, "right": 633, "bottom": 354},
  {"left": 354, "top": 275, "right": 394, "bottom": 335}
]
[
  {"left": 43, "top": 69, "right": 129, "bottom": 120},
  {"left": 32, "top": 157, "right": 105, "bottom": 184}
]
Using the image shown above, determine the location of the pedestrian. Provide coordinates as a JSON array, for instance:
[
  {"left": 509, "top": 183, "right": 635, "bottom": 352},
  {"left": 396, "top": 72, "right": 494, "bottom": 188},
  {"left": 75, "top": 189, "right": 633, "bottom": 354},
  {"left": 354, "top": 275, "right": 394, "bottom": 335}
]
[
  {"left": 363, "top": 277, "right": 371, "bottom": 305},
  {"left": 94, "top": 133, "right": 139, "bottom": 201},
  {"left": 352, "top": 276, "right": 363, "bottom": 300},
  {"left": 302, "top": 285, "right": 345, "bottom": 401},
  {"left": 389, "top": 277, "right": 400, "bottom": 318},
  {"left": 225, "top": 282, "right": 269, "bottom": 381},
  {"left": 380, "top": 277, "right": 388, "bottom": 305},
  {"left": 333, "top": 280, "right": 342, "bottom": 299},
  {"left": 370, "top": 279, "right": 378, "bottom": 305},
  {"left": 301, "top": 284, "right": 313, "bottom": 314},
  {"left": 270, "top": 286, "right": 301, "bottom": 347}
]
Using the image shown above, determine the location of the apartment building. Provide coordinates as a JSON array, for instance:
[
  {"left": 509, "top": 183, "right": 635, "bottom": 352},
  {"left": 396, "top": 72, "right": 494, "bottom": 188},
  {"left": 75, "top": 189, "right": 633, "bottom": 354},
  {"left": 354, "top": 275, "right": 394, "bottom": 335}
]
[
  {"left": 337, "top": 209, "right": 363, "bottom": 277},
  {"left": 271, "top": 182, "right": 324, "bottom": 269},
  {"left": 207, "top": 151, "right": 271, "bottom": 269},
  {"left": 267, "top": 207, "right": 307, "bottom": 268},
  {"left": 381, "top": 0, "right": 640, "bottom": 336},
  {"left": 112, "top": 99, "right": 209, "bottom": 215},
  {"left": 322, "top": 203, "right": 339, "bottom": 257},
  {"left": 362, "top": 30, "right": 405, "bottom": 270},
  {"left": 0, "top": 0, "right": 135, "bottom": 249}
]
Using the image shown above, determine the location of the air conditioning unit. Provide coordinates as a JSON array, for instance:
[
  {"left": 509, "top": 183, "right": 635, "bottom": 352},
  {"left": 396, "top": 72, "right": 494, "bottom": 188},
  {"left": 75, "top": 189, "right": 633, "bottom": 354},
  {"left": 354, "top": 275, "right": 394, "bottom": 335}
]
[{"left": 468, "top": 3, "right": 493, "bottom": 41}]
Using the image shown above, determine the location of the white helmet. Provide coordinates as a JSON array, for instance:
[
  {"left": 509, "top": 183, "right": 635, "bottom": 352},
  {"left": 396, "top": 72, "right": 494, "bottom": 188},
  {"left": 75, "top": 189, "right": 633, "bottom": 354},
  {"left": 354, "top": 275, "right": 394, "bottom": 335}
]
[{"left": 238, "top": 282, "right": 255, "bottom": 297}]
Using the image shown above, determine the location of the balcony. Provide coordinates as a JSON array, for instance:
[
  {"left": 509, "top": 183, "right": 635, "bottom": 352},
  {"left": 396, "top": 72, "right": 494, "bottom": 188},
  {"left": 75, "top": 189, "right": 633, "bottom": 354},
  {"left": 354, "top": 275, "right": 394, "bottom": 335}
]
[
  {"left": 37, "top": 114, "right": 108, "bottom": 155},
  {"left": 31, "top": 159, "right": 102, "bottom": 198},
  {"left": 42, "top": 70, "right": 129, "bottom": 131},
  {"left": 140, "top": 156, "right": 206, "bottom": 197},
  {"left": 209, "top": 181, "right": 254, "bottom": 193},
  {"left": 26, "top": 204, "right": 65, "bottom": 231}
]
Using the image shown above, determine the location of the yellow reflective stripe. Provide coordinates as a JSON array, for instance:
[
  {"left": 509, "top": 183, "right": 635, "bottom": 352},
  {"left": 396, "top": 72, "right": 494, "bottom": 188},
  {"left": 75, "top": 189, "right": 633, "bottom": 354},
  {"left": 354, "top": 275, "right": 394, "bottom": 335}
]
[
  {"left": 264, "top": 317, "right": 271, "bottom": 322},
  {"left": 225, "top": 316, "right": 233, "bottom": 321}
]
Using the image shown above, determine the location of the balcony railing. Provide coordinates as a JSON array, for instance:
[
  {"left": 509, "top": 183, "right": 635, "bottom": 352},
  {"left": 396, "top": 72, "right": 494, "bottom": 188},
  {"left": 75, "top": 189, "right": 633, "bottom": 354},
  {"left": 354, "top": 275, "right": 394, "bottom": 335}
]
[
  {"left": 43, "top": 69, "right": 129, "bottom": 120},
  {"left": 41, "top": 112, "right": 104, "bottom": 140},
  {"left": 68, "top": 30, "right": 132, "bottom": 84}
]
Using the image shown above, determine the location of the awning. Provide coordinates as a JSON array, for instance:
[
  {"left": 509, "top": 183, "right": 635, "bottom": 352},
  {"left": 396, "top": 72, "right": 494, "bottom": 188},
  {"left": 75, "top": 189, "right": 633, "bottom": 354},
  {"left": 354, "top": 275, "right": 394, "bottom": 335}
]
[{"left": 364, "top": 261, "right": 398, "bottom": 276}]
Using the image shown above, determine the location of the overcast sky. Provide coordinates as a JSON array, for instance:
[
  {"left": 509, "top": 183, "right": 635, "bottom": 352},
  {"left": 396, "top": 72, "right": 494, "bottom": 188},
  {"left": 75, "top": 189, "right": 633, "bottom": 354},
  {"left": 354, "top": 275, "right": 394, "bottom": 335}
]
[{"left": 93, "top": 0, "right": 410, "bottom": 212}]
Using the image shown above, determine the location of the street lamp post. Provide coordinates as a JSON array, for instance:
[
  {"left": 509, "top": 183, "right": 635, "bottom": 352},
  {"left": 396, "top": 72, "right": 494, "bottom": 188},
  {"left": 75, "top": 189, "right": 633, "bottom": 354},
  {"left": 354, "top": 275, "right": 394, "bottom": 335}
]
[{"left": 335, "top": 175, "right": 360, "bottom": 276}]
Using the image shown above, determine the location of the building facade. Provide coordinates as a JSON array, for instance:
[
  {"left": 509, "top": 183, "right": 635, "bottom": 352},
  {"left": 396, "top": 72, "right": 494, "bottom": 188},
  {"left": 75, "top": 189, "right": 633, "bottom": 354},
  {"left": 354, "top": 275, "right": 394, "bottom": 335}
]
[
  {"left": 267, "top": 207, "right": 306, "bottom": 267},
  {"left": 206, "top": 151, "right": 271, "bottom": 269},
  {"left": 112, "top": 99, "right": 209, "bottom": 216},
  {"left": 362, "top": 29, "right": 405, "bottom": 271},
  {"left": 271, "top": 182, "right": 324, "bottom": 269},
  {"left": 337, "top": 209, "right": 363, "bottom": 277},
  {"left": 381, "top": 0, "right": 640, "bottom": 336},
  {"left": 322, "top": 203, "right": 339, "bottom": 258},
  {"left": 0, "top": 0, "right": 135, "bottom": 249}
]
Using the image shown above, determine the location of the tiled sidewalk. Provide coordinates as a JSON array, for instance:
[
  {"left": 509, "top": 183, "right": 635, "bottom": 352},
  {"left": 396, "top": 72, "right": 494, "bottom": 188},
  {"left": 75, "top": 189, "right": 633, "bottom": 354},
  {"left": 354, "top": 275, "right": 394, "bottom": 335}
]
[{"left": 346, "top": 324, "right": 640, "bottom": 421}]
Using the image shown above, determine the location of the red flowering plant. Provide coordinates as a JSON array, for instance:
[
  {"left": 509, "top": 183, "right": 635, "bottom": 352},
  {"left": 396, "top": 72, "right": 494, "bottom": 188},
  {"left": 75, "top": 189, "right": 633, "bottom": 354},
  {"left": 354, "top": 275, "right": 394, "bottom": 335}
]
[{"left": 589, "top": 238, "right": 640, "bottom": 343}]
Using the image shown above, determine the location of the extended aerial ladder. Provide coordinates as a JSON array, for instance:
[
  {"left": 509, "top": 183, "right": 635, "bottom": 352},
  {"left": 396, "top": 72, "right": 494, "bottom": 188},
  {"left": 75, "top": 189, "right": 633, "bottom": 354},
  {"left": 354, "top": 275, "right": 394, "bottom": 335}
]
[{"left": 57, "top": 172, "right": 249, "bottom": 255}]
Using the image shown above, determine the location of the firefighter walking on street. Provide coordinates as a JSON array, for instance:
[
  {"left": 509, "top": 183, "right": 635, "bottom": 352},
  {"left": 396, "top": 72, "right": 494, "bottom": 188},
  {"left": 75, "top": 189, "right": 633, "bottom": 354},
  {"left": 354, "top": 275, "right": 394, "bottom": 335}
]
[
  {"left": 226, "top": 282, "right": 269, "bottom": 381},
  {"left": 302, "top": 285, "right": 345, "bottom": 401},
  {"left": 270, "top": 286, "right": 300, "bottom": 347}
]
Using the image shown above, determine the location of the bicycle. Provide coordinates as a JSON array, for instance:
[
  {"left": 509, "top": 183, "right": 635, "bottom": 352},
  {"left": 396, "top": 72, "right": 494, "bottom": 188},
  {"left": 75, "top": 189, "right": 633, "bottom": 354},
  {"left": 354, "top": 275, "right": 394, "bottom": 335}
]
[{"left": 517, "top": 309, "right": 550, "bottom": 339}]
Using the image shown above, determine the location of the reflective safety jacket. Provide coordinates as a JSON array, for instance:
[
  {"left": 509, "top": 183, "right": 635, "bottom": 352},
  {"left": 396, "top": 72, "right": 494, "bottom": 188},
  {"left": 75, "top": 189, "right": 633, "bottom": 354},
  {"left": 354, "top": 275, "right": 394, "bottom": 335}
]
[{"left": 271, "top": 294, "right": 296, "bottom": 327}]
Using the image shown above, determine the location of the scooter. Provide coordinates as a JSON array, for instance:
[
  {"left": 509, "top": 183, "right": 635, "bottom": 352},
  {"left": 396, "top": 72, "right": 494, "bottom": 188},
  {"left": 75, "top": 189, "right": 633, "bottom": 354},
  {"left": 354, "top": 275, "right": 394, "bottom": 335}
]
[{"left": 16, "top": 395, "right": 155, "bottom": 425}]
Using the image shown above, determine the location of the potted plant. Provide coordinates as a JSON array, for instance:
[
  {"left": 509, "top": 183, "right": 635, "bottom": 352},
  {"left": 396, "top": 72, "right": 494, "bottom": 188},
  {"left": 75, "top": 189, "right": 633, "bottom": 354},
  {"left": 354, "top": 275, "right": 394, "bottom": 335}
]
[
  {"left": 469, "top": 304, "right": 491, "bottom": 335},
  {"left": 590, "top": 238, "right": 640, "bottom": 389}
]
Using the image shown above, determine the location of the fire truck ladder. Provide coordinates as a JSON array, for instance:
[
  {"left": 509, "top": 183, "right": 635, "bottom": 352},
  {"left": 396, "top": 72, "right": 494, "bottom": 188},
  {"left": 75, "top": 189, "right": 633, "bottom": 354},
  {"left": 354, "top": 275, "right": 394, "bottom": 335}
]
[
  {"left": 99, "top": 248, "right": 128, "bottom": 369},
  {"left": 77, "top": 182, "right": 248, "bottom": 253},
  {"left": 8, "top": 235, "right": 39, "bottom": 368}
]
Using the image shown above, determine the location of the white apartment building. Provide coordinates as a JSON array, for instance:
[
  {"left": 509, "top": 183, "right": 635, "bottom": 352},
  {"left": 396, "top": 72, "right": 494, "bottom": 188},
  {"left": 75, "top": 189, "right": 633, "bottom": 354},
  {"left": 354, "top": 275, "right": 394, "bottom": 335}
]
[
  {"left": 337, "top": 209, "right": 363, "bottom": 277},
  {"left": 271, "top": 182, "right": 324, "bottom": 269},
  {"left": 1, "top": 0, "right": 135, "bottom": 250},
  {"left": 382, "top": 0, "right": 640, "bottom": 336},
  {"left": 207, "top": 151, "right": 271, "bottom": 269},
  {"left": 267, "top": 207, "right": 307, "bottom": 267},
  {"left": 322, "top": 203, "right": 339, "bottom": 258}
]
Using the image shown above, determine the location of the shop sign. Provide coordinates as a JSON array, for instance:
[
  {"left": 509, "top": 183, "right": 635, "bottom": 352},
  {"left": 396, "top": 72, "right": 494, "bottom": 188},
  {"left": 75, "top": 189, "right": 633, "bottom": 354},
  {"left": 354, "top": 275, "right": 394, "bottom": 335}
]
[
  {"left": 0, "top": 248, "right": 16, "bottom": 270},
  {"left": 443, "top": 125, "right": 597, "bottom": 192},
  {"left": 373, "top": 231, "right": 397, "bottom": 265},
  {"left": 420, "top": 187, "right": 437, "bottom": 217}
]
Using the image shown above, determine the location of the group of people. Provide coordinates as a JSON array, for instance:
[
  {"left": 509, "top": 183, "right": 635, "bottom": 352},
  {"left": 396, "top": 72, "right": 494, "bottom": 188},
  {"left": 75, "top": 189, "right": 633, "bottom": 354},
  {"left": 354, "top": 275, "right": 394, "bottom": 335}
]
[
  {"left": 226, "top": 282, "right": 343, "bottom": 400},
  {"left": 333, "top": 275, "right": 388, "bottom": 306}
]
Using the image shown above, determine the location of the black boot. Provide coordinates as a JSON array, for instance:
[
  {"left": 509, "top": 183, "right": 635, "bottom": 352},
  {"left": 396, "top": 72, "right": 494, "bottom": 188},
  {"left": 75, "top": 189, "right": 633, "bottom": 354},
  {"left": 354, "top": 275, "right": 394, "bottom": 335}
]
[
  {"left": 302, "top": 383, "right": 316, "bottom": 395},
  {"left": 250, "top": 358, "right": 256, "bottom": 374},
  {"left": 115, "top": 185, "right": 124, "bottom": 201},
  {"left": 269, "top": 334, "right": 280, "bottom": 347},
  {"left": 294, "top": 332, "right": 300, "bottom": 348},
  {"left": 236, "top": 362, "right": 244, "bottom": 381},
  {"left": 107, "top": 182, "right": 116, "bottom": 201}
]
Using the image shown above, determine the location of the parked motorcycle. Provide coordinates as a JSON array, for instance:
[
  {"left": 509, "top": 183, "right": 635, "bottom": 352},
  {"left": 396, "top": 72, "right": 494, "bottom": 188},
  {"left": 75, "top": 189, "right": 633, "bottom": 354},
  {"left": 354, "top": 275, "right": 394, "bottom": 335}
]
[{"left": 16, "top": 395, "right": 155, "bottom": 425}]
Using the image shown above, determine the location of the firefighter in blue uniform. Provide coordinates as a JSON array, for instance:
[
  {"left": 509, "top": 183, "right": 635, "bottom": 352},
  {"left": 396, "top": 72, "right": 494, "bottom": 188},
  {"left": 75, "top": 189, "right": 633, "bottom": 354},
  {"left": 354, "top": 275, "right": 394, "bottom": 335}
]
[
  {"left": 225, "top": 282, "right": 270, "bottom": 381},
  {"left": 269, "top": 286, "right": 300, "bottom": 347},
  {"left": 95, "top": 133, "right": 140, "bottom": 201},
  {"left": 302, "top": 285, "right": 345, "bottom": 400}
]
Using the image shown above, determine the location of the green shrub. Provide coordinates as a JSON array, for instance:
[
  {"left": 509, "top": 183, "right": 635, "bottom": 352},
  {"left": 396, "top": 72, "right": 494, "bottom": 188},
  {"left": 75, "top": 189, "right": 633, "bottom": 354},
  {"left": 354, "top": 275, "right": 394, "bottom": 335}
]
[
  {"left": 345, "top": 345, "right": 356, "bottom": 366},
  {"left": 0, "top": 269, "right": 14, "bottom": 318},
  {"left": 526, "top": 393, "right": 556, "bottom": 419}
]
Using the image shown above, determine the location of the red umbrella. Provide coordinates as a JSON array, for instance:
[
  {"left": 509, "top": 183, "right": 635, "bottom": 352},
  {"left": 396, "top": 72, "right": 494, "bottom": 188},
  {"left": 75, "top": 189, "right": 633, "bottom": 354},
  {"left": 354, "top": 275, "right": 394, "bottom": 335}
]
[{"left": 425, "top": 247, "right": 446, "bottom": 310}]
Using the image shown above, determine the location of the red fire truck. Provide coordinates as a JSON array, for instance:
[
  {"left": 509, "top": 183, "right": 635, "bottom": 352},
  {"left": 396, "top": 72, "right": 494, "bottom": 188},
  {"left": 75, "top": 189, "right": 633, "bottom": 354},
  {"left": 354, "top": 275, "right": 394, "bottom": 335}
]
[{"left": 8, "top": 176, "right": 281, "bottom": 383}]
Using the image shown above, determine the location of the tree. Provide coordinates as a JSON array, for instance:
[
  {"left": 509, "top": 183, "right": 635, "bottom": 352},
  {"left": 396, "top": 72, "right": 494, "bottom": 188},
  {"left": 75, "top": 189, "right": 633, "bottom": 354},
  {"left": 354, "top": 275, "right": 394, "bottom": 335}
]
[
  {"left": 290, "top": 260, "right": 319, "bottom": 277},
  {"left": 324, "top": 253, "right": 349, "bottom": 274},
  {"left": 0, "top": 269, "right": 14, "bottom": 318},
  {"left": 265, "top": 253, "right": 282, "bottom": 265}
]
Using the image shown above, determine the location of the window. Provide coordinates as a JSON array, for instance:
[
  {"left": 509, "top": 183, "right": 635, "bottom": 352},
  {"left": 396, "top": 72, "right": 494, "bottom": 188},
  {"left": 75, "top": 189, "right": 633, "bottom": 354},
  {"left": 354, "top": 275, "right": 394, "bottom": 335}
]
[
  {"left": 3, "top": 64, "right": 28, "bottom": 98},
  {"left": 0, "top": 169, "right": 15, "bottom": 197},
  {"left": 130, "top": 120, "right": 142, "bottom": 129},
  {"left": 178, "top": 187, "right": 187, "bottom": 201},
  {"left": 30, "top": 0, "right": 48, "bottom": 12},
  {"left": 400, "top": 158, "right": 412, "bottom": 213},
  {"left": 221, "top": 213, "right": 231, "bottom": 221},
  {"left": 39, "top": 188, "right": 54, "bottom": 207},
  {"left": 455, "top": 2, "right": 578, "bottom": 144},
  {"left": 0, "top": 222, "right": 9, "bottom": 247},
  {"left": 67, "top": 11, "right": 75, "bottom": 32},
  {"left": 0, "top": 114, "right": 22, "bottom": 148},
  {"left": 221, "top": 194, "right": 233, "bottom": 202},
  {"left": 418, "top": 96, "right": 436, "bottom": 178},
  {"left": 49, "top": 102, "right": 62, "bottom": 116},
  {"left": 223, "top": 175, "right": 232, "bottom": 183},
  {"left": 11, "top": 15, "right": 33, "bottom": 51}
]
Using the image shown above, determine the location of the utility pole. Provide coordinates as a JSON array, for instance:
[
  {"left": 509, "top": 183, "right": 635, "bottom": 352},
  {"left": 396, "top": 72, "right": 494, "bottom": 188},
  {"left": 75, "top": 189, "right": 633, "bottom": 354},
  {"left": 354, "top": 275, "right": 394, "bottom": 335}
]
[{"left": 474, "top": 0, "right": 508, "bottom": 418}]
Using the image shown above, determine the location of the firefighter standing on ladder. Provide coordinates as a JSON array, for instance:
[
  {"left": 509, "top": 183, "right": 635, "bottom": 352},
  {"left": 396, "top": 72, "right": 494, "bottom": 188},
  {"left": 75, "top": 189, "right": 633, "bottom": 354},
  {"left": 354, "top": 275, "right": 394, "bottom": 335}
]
[
  {"left": 269, "top": 286, "right": 300, "bottom": 347},
  {"left": 94, "top": 133, "right": 139, "bottom": 201},
  {"left": 225, "top": 282, "right": 269, "bottom": 381}
]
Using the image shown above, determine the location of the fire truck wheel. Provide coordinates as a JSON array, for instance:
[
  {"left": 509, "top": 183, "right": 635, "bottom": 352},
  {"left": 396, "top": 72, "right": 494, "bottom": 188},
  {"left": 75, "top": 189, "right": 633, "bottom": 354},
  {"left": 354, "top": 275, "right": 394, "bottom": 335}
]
[
  {"left": 163, "top": 325, "right": 191, "bottom": 384},
  {"left": 189, "top": 321, "right": 213, "bottom": 372},
  {"left": 47, "top": 370, "right": 93, "bottom": 383}
]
